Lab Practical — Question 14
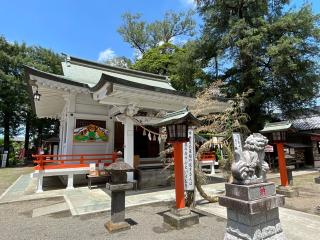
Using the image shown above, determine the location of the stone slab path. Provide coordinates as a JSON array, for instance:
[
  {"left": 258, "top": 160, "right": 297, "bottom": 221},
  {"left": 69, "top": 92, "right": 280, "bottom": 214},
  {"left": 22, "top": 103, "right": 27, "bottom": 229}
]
[
  {"left": 32, "top": 202, "right": 69, "bottom": 218},
  {"left": 0, "top": 174, "right": 225, "bottom": 216}
]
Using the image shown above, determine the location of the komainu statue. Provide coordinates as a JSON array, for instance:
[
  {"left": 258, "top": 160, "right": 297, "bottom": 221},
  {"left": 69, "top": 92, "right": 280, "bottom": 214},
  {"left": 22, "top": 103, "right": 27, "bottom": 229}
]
[{"left": 231, "top": 133, "right": 269, "bottom": 184}]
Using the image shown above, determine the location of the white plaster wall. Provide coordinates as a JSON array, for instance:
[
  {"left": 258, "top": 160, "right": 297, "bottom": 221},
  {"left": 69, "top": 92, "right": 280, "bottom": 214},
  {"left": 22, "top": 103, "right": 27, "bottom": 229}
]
[{"left": 75, "top": 94, "right": 109, "bottom": 115}]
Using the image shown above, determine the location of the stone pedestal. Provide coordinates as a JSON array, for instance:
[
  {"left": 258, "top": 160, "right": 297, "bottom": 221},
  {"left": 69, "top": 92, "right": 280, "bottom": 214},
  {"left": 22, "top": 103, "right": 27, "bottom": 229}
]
[
  {"left": 105, "top": 182, "right": 133, "bottom": 233},
  {"left": 163, "top": 207, "right": 199, "bottom": 229},
  {"left": 276, "top": 185, "right": 299, "bottom": 198},
  {"left": 219, "top": 182, "right": 286, "bottom": 240}
]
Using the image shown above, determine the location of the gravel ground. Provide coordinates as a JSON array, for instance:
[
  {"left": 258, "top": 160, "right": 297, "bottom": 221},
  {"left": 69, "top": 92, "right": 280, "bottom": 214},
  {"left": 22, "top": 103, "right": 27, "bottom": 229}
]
[
  {"left": 0, "top": 198, "right": 226, "bottom": 240},
  {"left": 270, "top": 173, "right": 320, "bottom": 215}
]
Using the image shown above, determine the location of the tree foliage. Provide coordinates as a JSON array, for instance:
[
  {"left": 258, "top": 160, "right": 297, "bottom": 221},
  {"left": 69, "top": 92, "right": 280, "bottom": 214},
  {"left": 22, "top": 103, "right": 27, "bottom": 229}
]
[
  {"left": 0, "top": 36, "right": 62, "bottom": 164},
  {"left": 132, "top": 43, "right": 178, "bottom": 75},
  {"left": 0, "top": 37, "right": 28, "bottom": 159},
  {"left": 192, "top": 81, "right": 251, "bottom": 202},
  {"left": 132, "top": 42, "right": 207, "bottom": 94},
  {"left": 118, "top": 10, "right": 195, "bottom": 54},
  {"left": 195, "top": 0, "right": 320, "bottom": 130}
]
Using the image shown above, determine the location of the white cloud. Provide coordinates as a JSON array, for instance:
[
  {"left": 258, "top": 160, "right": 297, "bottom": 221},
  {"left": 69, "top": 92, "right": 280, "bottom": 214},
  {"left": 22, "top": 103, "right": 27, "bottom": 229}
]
[
  {"left": 98, "top": 48, "right": 116, "bottom": 62},
  {"left": 180, "top": 0, "right": 196, "bottom": 7}
]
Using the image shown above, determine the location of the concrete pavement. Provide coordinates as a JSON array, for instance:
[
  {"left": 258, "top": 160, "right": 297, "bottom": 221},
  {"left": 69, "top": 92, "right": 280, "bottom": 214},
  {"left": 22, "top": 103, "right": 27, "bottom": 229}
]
[{"left": 196, "top": 202, "right": 320, "bottom": 240}]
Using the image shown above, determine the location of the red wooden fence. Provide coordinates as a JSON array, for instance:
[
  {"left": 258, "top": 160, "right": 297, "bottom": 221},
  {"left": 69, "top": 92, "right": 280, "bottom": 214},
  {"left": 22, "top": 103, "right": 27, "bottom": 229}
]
[{"left": 33, "top": 153, "right": 117, "bottom": 170}]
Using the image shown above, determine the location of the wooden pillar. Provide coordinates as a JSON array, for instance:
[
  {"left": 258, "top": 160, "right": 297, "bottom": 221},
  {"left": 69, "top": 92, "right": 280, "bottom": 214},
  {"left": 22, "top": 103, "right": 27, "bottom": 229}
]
[
  {"left": 173, "top": 142, "right": 185, "bottom": 209},
  {"left": 276, "top": 143, "right": 289, "bottom": 187}
]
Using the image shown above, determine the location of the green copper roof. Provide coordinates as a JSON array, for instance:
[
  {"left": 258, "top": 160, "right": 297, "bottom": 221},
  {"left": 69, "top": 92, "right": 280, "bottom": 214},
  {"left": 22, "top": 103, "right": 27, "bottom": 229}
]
[
  {"left": 61, "top": 56, "right": 175, "bottom": 90},
  {"left": 260, "top": 121, "right": 293, "bottom": 133},
  {"left": 24, "top": 65, "right": 193, "bottom": 99},
  {"left": 155, "top": 108, "right": 200, "bottom": 126}
]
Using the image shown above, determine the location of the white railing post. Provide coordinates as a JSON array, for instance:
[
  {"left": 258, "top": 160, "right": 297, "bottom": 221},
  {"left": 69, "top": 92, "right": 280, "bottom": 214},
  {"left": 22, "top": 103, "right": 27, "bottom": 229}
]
[{"left": 36, "top": 171, "right": 44, "bottom": 193}]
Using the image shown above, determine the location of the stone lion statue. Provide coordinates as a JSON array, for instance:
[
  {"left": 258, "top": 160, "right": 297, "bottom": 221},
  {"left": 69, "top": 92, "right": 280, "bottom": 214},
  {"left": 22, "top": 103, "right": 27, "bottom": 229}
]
[{"left": 231, "top": 133, "right": 269, "bottom": 184}]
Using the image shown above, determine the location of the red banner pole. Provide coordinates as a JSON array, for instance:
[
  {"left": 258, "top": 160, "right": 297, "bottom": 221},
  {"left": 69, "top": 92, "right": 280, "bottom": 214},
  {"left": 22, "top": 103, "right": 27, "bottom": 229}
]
[{"left": 173, "top": 142, "right": 185, "bottom": 209}]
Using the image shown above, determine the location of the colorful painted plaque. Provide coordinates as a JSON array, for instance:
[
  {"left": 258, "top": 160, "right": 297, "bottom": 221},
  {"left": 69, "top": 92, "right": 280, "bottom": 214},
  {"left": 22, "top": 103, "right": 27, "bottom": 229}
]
[{"left": 73, "top": 124, "right": 109, "bottom": 142}]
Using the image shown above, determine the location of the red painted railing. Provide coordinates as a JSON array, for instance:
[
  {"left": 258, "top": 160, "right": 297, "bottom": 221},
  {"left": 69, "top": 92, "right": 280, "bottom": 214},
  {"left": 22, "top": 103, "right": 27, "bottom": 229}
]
[
  {"left": 33, "top": 153, "right": 117, "bottom": 170},
  {"left": 199, "top": 152, "right": 216, "bottom": 161}
]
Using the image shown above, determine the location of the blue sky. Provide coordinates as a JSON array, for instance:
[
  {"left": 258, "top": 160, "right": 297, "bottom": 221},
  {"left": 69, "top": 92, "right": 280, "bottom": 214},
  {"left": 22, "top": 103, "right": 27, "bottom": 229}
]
[{"left": 0, "top": 0, "right": 319, "bottom": 62}]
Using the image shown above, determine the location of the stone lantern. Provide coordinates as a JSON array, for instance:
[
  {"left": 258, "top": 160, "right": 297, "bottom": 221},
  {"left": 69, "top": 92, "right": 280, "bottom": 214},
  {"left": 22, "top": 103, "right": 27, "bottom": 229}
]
[
  {"left": 155, "top": 108, "right": 200, "bottom": 229},
  {"left": 104, "top": 162, "right": 134, "bottom": 233}
]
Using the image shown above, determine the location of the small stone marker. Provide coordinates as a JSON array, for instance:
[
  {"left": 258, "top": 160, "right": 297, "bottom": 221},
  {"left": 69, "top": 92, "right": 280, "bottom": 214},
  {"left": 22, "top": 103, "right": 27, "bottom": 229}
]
[
  {"left": 219, "top": 133, "right": 286, "bottom": 240},
  {"left": 104, "top": 162, "right": 134, "bottom": 233}
]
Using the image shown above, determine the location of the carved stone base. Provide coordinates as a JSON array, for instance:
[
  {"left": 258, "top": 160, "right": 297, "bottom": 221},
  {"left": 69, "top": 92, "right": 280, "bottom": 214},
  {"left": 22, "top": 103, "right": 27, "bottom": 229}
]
[
  {"left": 224, "top": 230, "right": 285, "bottom": 240},
  {"left": 163, "top": 208, "right": 199, "bottom": 229},
  {"left": 276, "top": 186, "right": 299, "bottom": 198},
  {"left": 219, "top": 183, "right": 286, "bottom": 240},
  {"left": 223, "top": 208, "right": 285, "bottom": 240}
]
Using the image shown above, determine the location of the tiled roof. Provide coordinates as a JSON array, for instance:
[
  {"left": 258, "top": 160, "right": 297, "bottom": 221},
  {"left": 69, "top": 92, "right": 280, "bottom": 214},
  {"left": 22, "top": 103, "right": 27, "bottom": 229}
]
[{"left": 292, "top": 115, "right": 320, "bottom": 131}]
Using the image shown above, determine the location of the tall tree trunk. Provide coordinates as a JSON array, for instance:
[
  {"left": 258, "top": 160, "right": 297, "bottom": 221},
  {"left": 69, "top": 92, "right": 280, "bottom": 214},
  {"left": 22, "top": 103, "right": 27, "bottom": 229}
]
[{"left": 3, "top": 111, "right": 10, "bottom": 167}]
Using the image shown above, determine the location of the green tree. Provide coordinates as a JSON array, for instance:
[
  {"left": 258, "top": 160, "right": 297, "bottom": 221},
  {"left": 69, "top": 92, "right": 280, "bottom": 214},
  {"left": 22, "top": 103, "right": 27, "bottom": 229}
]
[
  {"left": 118, "top": 10, "right": 195, "bottom": 54},
  {"left": 196, "top": 0, "right": 320, "bottom": 130},
  {"left": 133, "top": 43, "right": 178, "bottom": 75},
  {"left": 0, "top": 36, "right": 62, "bottom": 165},
  {"left": 169, "top": 41, "right": 209, "bottom": 93},
  {"left": 23, "top": 46, "right": 62, "bottom": 158},
  {"left": 132, "top": 42, "right": 206, "bottom": 94},
  {"left": 25, "top": 46, "right": 62, "bottom": 73},
  {"left": 0, "top": 37, "right": 28, "bottom": 165}
]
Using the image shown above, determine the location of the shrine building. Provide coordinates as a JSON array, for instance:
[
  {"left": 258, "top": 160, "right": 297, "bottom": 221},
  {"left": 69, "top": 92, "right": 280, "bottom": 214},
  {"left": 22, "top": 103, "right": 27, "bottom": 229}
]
[{"left": 25, "top": 55, "right": 224, "bottom": 191}]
